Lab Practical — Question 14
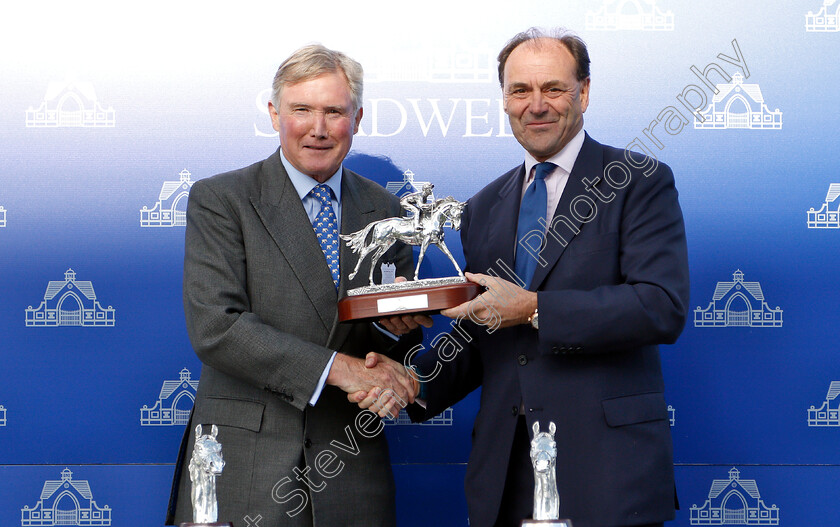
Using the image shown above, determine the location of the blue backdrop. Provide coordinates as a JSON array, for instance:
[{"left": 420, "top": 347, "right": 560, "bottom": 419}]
[{"left": 2, "top": 1, "right": 839, "bottom": 525}]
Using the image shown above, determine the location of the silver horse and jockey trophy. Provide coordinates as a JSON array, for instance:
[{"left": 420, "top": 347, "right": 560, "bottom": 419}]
[
  {"left": 521, "top": 421, "right": 573, "bottom": 526},
  {"left": 338, "top": 183, "right": 482, "bottom": 321},
  {"left": 180, "top": 425, "right": 233, "bottom": 527}
]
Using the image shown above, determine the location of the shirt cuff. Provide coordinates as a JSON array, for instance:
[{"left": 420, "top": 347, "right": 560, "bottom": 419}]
[
  {"left": 309, "top": 351, "right": 337, "bottom": 406},
  {"left": 372, "top": 321, "right": 400, "bottom": 341}
]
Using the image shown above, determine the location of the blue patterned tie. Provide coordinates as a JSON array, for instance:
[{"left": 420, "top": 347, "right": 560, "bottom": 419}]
[
  {"left": 310, "top": 184, "right": 340, "bottom": 288},
  {"left": 514, "top": 162, "right": 554, "bottom": 288}
]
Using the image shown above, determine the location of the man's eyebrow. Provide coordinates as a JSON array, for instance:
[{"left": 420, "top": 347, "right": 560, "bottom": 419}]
[{"left": 505, "top": 81, "right": 531, "bottom": 90}]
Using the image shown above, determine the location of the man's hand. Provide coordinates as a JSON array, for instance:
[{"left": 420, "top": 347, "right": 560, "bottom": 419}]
[
  {"left": 377, "top": 276, "right": 434, "bottom": 336},
  {"left": 440, "top": 272, "right": 538, "bottom": 329},
  {"left": 328, "top": 352, "right": 418, "bottom": 418},
  {"left": 347, "top": 352, "right": 421, "bottom": 418}
]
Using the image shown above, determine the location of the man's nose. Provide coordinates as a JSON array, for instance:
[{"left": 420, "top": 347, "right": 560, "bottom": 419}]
[
  {"left": 528, "top": 91, "right": 549, "bottom": 114},
  {"left": 311, "top": 112, "right": 328, "bottom": 137}
]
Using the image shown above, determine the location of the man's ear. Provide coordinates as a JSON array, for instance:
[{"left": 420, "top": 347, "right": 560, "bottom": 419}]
[{"left": 353, "top": 107, "right": 363, "bottom": 134}]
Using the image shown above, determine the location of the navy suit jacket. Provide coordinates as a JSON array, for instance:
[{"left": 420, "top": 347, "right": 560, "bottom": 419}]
[{"left": 412, "top": 134, "right": 690, "bottom": 527}]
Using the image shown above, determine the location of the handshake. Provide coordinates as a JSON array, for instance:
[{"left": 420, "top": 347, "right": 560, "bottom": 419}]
[{"left": 327, "top": 313, "right": 433, "bottom": 419}]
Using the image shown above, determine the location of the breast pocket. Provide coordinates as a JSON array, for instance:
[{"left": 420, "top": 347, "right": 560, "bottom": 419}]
[{"left": 601, "top": 392, "right": 668, "bottom": 428}]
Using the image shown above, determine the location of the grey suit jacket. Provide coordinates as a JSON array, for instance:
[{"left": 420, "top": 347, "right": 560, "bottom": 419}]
[{"left": 167, "top": 148, "right": 415, "bottom": 527}]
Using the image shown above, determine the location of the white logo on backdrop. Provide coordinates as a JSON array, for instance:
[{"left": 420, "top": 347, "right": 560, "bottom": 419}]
[
  {"left": 585, "top": 0, "right": 674, "bottom": 31},
  {"left": 140, "top": 368, "right": 198, "bottom": 426},
  {"left": 140, "top": 169, "right": 194, "bottom": 227},
  {"left": 20, "top": 468, "right": 112, "bottom": 526},
  {"left": 365, "top": 48, "right": 495, "bottom": 83},
  {"left": 694, "top": 270, "right": 783, "bottom": 327},
  {"left": 26, "top": 79, "right": 115, "bottom": 128},
  {"left": 0, "top": 205, "right": 6, "bottom": 227},
  {"left": 695, "top": 72, "right": 782, "bottom": 129},
  {"left": 385, "top": 407, "right": 454, "bottom": 427},
  {"left": 0, "top": 404, "right": 6, "bottom": 427},
  {"left": 808, "top": 381, "right": 840, "bottom": 427},
  {"left": 807, "top": 183, "right": 840, "bottom": 228},
  {"left": 25, "top": 269, "right": 115, "bottom": 327},
  {"left": 668, "top": 405, "right": 675, "bottom": 427},
  {"left": 385, "top": 169, "right": 435, "bottom": 199},
  {"left": 806, "top": 0, "right": 840, "bottom": 31},
  {"left": 690, "top": 467, "right": 779, "bottom": 525}
]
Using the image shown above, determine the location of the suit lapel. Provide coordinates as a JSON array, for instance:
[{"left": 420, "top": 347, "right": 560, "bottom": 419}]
[
  {"left": 250, "top": 150, "right": 338, "bottom": 334},
  {"left": 484, "top": 165, "right": 525, "bottom": 280},
  {"left": 530, "top": 133, "right": 602, "bottom": 290},
  {"left": 328, "top": 169, "right": 379, "bottom": 350}
]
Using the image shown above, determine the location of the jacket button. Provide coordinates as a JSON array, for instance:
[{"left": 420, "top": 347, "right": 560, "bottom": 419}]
[
  {"left": 517, "top": 354, "right": 527, "bottom": 366},
  {"left": 552, "top": 346, "right": 560, "bottom": 354},
  {"left": 304, "top": 438, "right": 312, "bottom": 448},
  {"left": 511, "top": 406, "right": 519, "bottom": 416}
]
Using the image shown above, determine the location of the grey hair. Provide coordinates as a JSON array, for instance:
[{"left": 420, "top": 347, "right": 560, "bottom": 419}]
[{"left": 271, "top": 43, "right": 364, "bottom": 111}]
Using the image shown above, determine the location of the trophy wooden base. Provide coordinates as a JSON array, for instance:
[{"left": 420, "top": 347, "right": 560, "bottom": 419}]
[
  {"left": 521, "top": 520, "right": 573, "bottom": 526},
  {"left": 180, "top": 523, "right": 233, "bottom": 527},
  {"left": 338, "top": 280, "right": 482, "bottom": 322}
]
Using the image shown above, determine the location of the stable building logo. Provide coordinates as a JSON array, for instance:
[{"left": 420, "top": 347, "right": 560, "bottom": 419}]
[
  {"left": 20, "top": 468, "right": 112, "bottom": 526},
  {"left": 0, "top": 205, "right": 6, "bottom": 227},
  {"left": 140, "top": 169, "right": 195, "bottom": 227},
  {"left": 586, "top": 0, "right": 674, "bottom": 31},
  {"left": 365, "top": 47, "right": 495, "bottom": 83},
  {"left": 807, "top": 381, "right": 840, "bottom": 427},
  {"left": 690, "top": 467, "right": 779, "bottom": 525},
  {"left": 695, "top": 72, "right": 782, "bottom": 129},
  {"left": 694, "top": 270, "right": 783, "bottom": 327},
  {"left": 385, "top": 407, "right": 454, "bottom": 427},
  {"left": 140, "top": 368, "right": 197, "bottom": 426},
  {"left": 0, "top": 404, "right": 6, "bottom": 427},
  {"left": 807, "top": 183, "right": 840, "bottom": 229},
  {"left": 806, "top": 0, "right": 840, "bottom": 31},
  {"left": 26, "top": 79, "right": 115, "bottom": 128},
  {"left": 385, "top": 169, "right": 435, "bottom": 199},
  {"left": 25, "top": 269, "right": 115, "bottom": 327}
]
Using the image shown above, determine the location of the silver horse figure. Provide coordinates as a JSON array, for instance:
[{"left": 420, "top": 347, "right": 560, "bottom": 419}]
[
  {"left": 530, "top": 421, "right": 560, "bottom": 521},
  {"left": 189, "top": 424, "right": 225, "bottom": 524},
  {"left": 341, "top": 184, "right": 467, "bottom": 285}
]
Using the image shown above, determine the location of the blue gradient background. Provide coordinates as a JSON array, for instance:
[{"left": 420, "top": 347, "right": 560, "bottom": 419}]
[{"left": 1, "top": 1, "right": 838, "bottom": 525}]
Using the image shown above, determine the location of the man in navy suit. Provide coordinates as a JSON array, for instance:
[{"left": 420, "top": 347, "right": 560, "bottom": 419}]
[{"left": 364, "top": 27, "right": 690, "bottom": 527}]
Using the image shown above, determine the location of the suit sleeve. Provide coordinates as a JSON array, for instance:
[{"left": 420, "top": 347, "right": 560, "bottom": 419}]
[
  {"left": 536, "top": 162, "right": 690, "bottom": 354},
  {"left": 183, "top": 180, "right": 333, "bottom": 411}
]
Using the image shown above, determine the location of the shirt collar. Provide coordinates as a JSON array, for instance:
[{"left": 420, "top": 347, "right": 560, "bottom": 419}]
[
  {"left": 523, "top": 128, "right": 586, "bottom": 181},
  {"left": 280, "top": 149, "right": 343, "bottom": 202}
]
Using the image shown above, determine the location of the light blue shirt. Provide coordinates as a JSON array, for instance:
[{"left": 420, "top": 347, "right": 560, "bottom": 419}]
[
  {"left": 280, "top": 150, "right": 343, "bottom": 226},
  {"left": 279, "top": 150, "right": 342, "bottom": 406}
]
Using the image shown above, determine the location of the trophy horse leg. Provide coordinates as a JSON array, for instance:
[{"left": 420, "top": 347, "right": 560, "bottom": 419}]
[
  {"left": 436, "top": 241, "right": 464, "bottom": 278},
  {"left": 415, "top": 237, "right": 433, "bottom": 281},
  {"left": 367, "top": 240, "right": 395, "bottom": 286}
]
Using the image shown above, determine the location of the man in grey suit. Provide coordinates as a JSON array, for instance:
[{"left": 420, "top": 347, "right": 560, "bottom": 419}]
[{"left": 167, "top": 44, "right": 424, "bottom": 527}]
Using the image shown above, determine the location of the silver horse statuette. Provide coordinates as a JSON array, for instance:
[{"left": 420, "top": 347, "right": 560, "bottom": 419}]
[
  {"left": 341, "top": 183, "right": 467, "bottom": 286},
  {"left": 531, "top": 421, "right": 560, "bottom": 521},
  {"left": 189, "top": 424, "right": 225, "bottom": 524}
]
